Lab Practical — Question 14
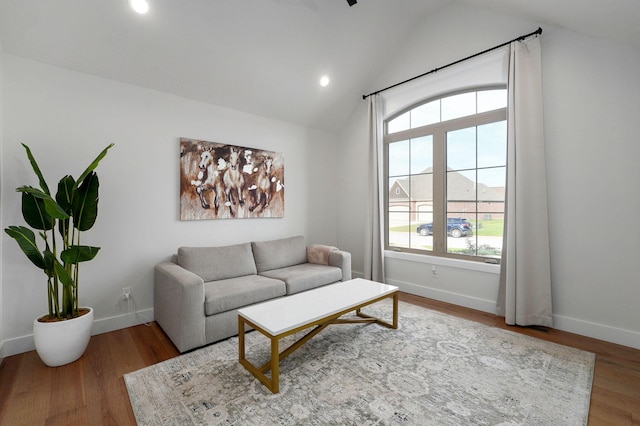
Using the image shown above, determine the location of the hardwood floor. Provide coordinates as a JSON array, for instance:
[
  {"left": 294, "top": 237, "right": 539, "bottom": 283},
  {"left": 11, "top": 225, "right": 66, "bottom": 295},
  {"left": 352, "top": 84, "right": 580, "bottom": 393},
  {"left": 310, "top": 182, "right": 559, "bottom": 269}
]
[{"left": 0, "top": 293, "right": 638, "bottom": 425}]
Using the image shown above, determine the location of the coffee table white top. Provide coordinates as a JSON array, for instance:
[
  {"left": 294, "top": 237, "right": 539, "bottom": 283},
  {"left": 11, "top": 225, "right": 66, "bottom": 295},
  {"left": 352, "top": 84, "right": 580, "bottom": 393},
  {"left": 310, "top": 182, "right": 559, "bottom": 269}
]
[{"left": 238, "top": 278, "right": 398, "bottom": 336}]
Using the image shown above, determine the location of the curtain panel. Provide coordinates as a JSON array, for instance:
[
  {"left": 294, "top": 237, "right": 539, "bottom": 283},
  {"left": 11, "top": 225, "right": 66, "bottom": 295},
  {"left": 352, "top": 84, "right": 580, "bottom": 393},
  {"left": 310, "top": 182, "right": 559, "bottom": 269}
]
[
  {"left": 496, "top": 37, "right": 553, "bottom": 327},
  {"left": 364, "top": 94, "right": 385, "bottom": 282}
]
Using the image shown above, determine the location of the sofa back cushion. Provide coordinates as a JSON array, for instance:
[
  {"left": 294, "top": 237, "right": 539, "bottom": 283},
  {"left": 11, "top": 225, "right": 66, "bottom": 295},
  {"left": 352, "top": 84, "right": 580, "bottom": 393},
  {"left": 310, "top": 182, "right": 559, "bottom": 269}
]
[
  {"left": 177, "top": 243, "right": 256, "bottom": 281},
  {"left": 252, "top": 235, "right": 307, "bottom": 273}
]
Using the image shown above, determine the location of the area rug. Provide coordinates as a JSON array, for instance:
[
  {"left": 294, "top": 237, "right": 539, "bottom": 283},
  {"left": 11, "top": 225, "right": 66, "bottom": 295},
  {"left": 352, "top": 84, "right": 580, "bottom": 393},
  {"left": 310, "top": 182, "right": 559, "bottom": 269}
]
[{"left": 125, "top": 301, "right": 594, "bottom": 425}]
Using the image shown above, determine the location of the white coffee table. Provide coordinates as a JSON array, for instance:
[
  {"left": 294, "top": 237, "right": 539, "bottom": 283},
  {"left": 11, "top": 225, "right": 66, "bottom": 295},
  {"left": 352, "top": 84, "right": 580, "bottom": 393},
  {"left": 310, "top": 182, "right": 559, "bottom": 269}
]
[{"left": 238, "top": 278, "right": 398, "bottom": 393}]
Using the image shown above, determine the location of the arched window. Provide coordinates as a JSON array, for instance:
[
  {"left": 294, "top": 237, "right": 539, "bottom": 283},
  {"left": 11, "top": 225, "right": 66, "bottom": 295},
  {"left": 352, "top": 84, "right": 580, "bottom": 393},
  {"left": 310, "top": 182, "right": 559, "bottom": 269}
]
[{"left": 385, "top": 88, "right": 506, "bottom": 261}]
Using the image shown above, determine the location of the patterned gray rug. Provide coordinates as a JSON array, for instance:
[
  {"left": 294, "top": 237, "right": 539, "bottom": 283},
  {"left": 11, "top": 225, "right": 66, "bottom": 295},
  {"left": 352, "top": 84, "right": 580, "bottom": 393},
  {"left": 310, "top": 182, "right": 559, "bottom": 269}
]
[{"left": 125, "top": 301, "right": 594, "bottom": 425}]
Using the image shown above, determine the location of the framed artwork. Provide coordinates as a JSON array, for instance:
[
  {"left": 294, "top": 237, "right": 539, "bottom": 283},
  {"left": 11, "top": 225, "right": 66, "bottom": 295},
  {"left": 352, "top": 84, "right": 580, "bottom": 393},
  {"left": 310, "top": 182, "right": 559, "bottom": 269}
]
[{"left": 180, "top": 138, "right": 284, "bottom": 220}]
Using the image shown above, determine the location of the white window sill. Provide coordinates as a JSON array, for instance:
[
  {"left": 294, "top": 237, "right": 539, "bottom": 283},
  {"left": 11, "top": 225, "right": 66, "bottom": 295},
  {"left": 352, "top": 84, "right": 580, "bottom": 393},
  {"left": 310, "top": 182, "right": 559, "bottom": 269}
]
[{"left": 384, "top": 250, "right": 501, "bottom": 275}]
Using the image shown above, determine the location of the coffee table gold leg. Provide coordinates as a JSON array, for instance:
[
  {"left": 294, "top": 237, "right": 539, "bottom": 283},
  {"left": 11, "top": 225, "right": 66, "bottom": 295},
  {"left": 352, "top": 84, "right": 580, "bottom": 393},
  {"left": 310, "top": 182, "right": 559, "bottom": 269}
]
[
  {"left": 392, "top": 292, "right": 399, "bottom": 329},
  {"left": 238, "top": 316, "right": 246, "bottom": 362},
  {"left": 271, "top": 336, "right": 279, "bottom": 393}
]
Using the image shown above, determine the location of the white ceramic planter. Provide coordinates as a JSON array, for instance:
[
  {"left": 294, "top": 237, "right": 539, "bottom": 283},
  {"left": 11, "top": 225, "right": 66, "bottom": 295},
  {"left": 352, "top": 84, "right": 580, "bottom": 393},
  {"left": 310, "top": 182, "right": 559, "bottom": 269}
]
[{"left": 33, "top": 307, "right": 94, "bottom": 367}]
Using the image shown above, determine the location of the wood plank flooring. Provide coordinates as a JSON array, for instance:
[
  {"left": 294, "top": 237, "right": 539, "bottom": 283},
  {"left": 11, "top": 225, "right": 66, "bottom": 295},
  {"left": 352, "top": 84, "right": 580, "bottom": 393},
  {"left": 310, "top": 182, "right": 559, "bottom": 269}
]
[{"left": 0, "top": 293, "right": 638, "bottom": 425}]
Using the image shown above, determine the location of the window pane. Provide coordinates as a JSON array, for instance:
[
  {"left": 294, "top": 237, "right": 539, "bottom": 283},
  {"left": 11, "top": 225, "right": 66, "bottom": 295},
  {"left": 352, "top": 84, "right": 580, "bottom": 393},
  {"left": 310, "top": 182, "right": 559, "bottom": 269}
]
[
  {"left": 444, "top": 214, "right": 475, "bottom": 255},
  {"left": 414, "top": 199, "right": 434, "bottom": 251},
  {"left": 410, "top": 136, "right": 433, "bottom": 174},
  {"left": 388, "top": 209, "right": 410, "bottom": 249},
  {"left": 441, "top": 92, "right": 476, "bottom": 121},
  {"left": 478, "top": 204, "right": 504, "bottom": 222},
  {"left": 447, "top": 169, "right": 477, "bottom": 205},
  {"left": 389, "top": 177, "right": 409, "bottom": 202},
  {"left": 410, "top": 173, "right": 432, "bottom": 203},
  {"left": 475, "top": 207, "right": 504, "bottom": 259},
  {"left": 415, "top": 203, "right": 433, "bottom": 225},
  {"left": 478, "top": 89, "right": 507, "bottom": 113},
  {"left": 447, "top": 127, "right": 476, "bottom": 171},
  {"left": 476, "top": 163, "right": 504, "bottom": 258},
  {"left": 410, "top": 100, "right": 440, "bottom": 128},
  {"left": 477, "top": 168, "right": 505, "bottom": 201},
  {"left": 388, "top": 140, "right": 409, "bottom": 176},
  {"left": 388, "top": 111, "right": 410, "bottom": 134},
  {"left": 477, "top": 121, "right": 506, "bottom": 168}
]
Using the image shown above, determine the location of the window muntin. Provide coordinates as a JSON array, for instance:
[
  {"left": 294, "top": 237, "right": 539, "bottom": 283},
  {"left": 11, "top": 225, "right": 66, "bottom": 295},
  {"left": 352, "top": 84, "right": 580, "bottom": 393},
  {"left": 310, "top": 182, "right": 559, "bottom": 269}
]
[{"left": 385, "top": 88, "right": 506, "bottom": 261}]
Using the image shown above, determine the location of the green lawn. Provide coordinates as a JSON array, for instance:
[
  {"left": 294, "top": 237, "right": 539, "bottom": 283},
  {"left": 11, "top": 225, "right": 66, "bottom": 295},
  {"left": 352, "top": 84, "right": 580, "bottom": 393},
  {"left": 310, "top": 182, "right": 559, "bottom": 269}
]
[{"left": 390, "top": 219, "right": 504, "bottom": 237}]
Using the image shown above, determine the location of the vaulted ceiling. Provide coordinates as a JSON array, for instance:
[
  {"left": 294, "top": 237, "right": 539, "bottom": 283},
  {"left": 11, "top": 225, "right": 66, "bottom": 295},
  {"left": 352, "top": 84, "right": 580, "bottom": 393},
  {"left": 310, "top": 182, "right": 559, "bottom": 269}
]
[{"left": 1, "top": 0, "right": 639, "bottom": 132}]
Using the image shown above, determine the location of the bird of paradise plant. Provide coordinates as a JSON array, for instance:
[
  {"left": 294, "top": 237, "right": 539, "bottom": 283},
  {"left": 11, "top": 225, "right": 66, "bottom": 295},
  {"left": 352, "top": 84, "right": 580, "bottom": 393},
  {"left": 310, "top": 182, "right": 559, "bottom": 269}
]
[{"left": 4, "top": 143, "right": 114, "bottom": 320}]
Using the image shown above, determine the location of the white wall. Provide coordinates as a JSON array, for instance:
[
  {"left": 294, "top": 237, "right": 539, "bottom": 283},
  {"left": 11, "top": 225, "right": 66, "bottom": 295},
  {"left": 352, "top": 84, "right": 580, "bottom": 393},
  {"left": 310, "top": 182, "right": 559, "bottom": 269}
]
[
  {"left": 0, "top": 39, "right": 4, "bottom": 363},
  {"left": 542, "top": 29, "right": 640, "bottom": 346},
  {"left": 0, "top": 54, "right": 339, "bottom": 357},
  {"left": 338, "top": 3, "right": 640, "bottom": 349}
]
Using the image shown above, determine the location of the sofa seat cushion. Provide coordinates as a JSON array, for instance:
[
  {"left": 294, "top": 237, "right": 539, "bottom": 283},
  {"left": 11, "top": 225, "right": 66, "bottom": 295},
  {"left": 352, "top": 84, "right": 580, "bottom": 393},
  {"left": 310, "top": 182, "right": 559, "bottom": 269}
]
[
  {"left": 178, "top": 243, "right": 257, "bottom": 282},
  {"left": 259, "top": 263, "right": 342, "bottom": 295},
  {"left": 204, "top": 275, "right": 286, "bottom": 316}
]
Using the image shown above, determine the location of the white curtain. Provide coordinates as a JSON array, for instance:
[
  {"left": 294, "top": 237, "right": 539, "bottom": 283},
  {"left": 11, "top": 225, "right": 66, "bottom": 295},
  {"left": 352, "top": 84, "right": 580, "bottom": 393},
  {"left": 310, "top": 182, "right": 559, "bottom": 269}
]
[
  {"left": 364, "top": 94, "right": 385, "bottom": 282},
  {"left": 496, "top": 37, "right": 553, "bottom": 326}
]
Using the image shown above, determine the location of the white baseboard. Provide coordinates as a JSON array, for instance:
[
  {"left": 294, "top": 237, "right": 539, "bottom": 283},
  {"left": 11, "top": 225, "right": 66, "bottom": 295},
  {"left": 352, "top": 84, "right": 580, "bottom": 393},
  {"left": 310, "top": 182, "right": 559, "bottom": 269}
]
[
  {"left": 385, "top": 278, "right": 497, "bottom": 314},
  {"left": 91, "top": 308, "right": 155, "bottom": 335},
  {"left": 1, "top": 333, "right": 36, "bottom": 358},
  {"left": 0, "top": 308, "right": 155, "bottom": 358},
  {"left": 552, "top": 314, "right": 640, "bottom": 350},
  {"left": 376, "top": 274, "right": 640, "bottom": 350}
]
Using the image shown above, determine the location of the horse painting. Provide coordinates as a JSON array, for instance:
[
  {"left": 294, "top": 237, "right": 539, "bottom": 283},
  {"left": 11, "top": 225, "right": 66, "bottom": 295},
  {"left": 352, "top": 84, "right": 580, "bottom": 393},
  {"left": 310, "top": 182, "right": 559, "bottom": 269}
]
[
  {"left": 179, "top": 138, "right": 284, "bottom": 220},
  {"left": 249, "top": 157, "right": 274, "bottom": 213},
  {"left": 222, "top": 146, "right": 245, "bottom": 217},
  {"left": 194, "top": 148, "right": 221, "bottom": 214}
]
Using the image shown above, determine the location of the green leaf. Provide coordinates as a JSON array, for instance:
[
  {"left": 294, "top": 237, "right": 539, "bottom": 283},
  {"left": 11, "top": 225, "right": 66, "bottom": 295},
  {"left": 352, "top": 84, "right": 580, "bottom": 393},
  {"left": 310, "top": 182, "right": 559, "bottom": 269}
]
[
  {"left": 61, "top": 245, "right": 100, "bottom": 264},
  {"left": 53, "top": 258, "right": 75, "bottom": 288},
  {"left": 72, "top": 172, "right": 99, "bottom": 231},
  {"left": 4, "top": 226, "right": 47, "bottom": 270},
  {"left": 20, "top": 192, "right": 55, "bottom": 231},
  {"left": 55, "top": 176, "right": 75, "bottom": 239},
  {"left": 56, "top": 175, "right": 75, "bottom": 214},
  {"left": 21, "top": 143, "right": 50, "bottom": 195},
  {"left": 73, "top": 143, "right": 114, "bottom": 192},
  {"left": 17, "top": 186, "right": 69, "bottom": 220}
]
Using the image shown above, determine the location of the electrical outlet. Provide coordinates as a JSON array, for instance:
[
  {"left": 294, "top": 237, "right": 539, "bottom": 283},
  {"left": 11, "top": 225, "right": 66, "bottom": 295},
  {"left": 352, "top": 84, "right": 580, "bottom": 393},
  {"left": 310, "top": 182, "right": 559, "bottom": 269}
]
[
  {"left": 122, "top": 287, "right": 131, "bottom": 299},
  {"left": 431, "top": 266, "right": 437, "bottom": 277}
]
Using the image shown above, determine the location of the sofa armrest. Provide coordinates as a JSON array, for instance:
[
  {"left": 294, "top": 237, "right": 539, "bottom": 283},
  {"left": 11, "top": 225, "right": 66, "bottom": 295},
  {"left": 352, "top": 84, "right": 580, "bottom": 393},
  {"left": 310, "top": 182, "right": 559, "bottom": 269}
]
[
  {"left": 154, "top": 262, "right": 206, "bottom": 353},
  {"left": 328, "top": 250, "right": 352, "bottom": 281}
]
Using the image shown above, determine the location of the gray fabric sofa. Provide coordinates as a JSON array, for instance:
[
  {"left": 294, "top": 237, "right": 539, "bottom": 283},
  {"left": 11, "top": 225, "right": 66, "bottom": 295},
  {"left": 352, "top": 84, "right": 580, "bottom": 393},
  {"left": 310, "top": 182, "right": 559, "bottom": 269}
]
[{"left": 154, "top": 235, "right": 352, "bottom": 352}]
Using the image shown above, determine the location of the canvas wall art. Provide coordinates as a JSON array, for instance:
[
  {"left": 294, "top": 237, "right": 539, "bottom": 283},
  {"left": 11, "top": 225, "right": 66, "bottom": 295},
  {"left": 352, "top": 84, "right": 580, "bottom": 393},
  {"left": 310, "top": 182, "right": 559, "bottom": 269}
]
[{"left": 180, "top": 138, "right": 284, "bottom": 220}]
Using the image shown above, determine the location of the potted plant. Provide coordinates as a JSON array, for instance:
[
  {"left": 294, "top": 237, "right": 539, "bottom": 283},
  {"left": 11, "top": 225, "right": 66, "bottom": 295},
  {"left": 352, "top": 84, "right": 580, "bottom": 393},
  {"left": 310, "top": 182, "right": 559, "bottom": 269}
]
[{"left": 4, "top": 143, "right": 114, "bottom": 366}]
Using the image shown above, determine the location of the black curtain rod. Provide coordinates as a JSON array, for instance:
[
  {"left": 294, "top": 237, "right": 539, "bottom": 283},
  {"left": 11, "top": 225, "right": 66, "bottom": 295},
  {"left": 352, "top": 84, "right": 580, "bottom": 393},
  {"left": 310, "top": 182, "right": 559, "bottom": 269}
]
[{"left": 362, "top": 27, "right": 542, "bottom": 100}]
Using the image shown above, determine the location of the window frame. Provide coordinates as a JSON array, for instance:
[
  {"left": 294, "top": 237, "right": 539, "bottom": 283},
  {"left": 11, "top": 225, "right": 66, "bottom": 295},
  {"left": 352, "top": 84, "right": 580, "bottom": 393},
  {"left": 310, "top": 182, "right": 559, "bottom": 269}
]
[{"left": 384, "top": 86, "right": 507, "bottom": 263}]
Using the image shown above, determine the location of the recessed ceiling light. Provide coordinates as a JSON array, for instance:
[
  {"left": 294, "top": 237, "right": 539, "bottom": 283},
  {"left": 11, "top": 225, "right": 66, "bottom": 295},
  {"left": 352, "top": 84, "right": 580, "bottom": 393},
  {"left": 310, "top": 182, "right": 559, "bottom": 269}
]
[
  {"left": 130, "top": 0, "right": 149, "bottom": 14},
  {"left": 319, "top": 76, "right": 330, "bottom": 87}
]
